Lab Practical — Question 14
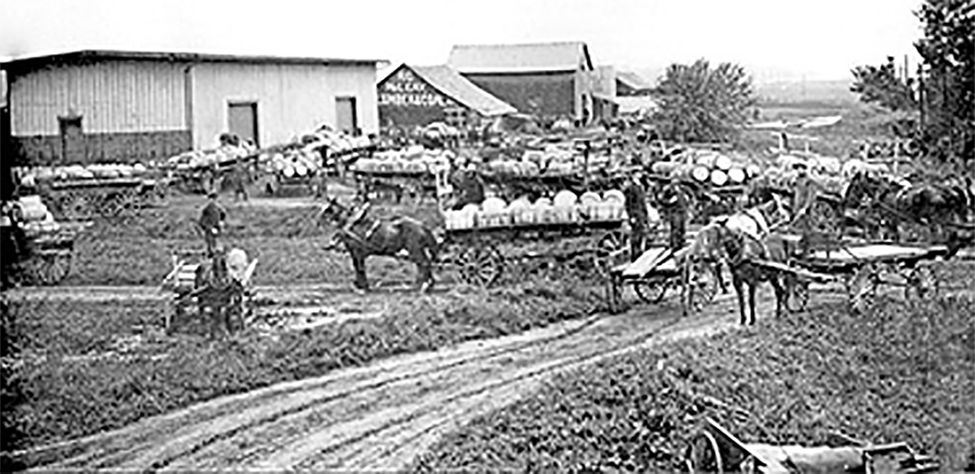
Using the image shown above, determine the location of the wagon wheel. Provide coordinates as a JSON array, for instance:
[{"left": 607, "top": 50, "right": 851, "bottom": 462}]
[
  {"left": 786, "top": 279, "right": 810, "bottom": 312},
  {"left": 36, "top": 252, "right": 72, "bottom": 285},
  {"left": 66, "top": 193, "right": 91, "bottom": 220},
  {"left": 459, "top": 245, "right": 504, "bottom": 287},
  {"left": 846, "top": 262, "right": 880, "bottom": 314},
  {"left": 685, "top": 431, "right": 725, "bottom": 474},
  {"left": 436, "top": 246, "right": 466, "bottom": 284},
  {"left": 102, "top": 193, "right": 127, "bottom": 217},
  {"left": 904, "top": 263, "right": 940, "bottom": 301},
  {"left": 119, "top": 189, "right": 142, "bottom": 213},
  {"left": 593, "top": 230, "right": 629, "bottom": 276},
  {"left": 633, "top": 279, "right": 671, "bottom": 304}
]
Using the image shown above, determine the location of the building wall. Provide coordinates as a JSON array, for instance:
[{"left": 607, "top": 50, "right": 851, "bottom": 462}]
[
  {"left": 5, "top": 59, "right": 378, "bottom": 164},
  {"left": 191, "top": 62, "right": 378, "bottom": 150},
  {"left": 378, "top": 66, "right": 466, "bottom": 128},
  {"left": 464, "top": 72, "right": 575, "bottom": 119},
  {"left": 8, "top": 60, "right": 186, "bottom": 136},
  {"left": 7, "top": 59, "right": 189, "bottom": 164}
]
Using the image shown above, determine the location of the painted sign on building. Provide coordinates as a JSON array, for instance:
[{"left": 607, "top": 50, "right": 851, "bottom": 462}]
[{"left": 379, "top": 68, "right": 449, "bottom": 108}]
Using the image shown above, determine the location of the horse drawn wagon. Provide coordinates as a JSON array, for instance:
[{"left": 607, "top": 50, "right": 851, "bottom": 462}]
[{"left": 159, "top": 247, "right": 258, "bottom": 337}]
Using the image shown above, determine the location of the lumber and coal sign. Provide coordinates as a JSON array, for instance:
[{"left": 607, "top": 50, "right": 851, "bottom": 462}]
[{"left": 379, "top": 69, "right": 448, "bottom": 108}]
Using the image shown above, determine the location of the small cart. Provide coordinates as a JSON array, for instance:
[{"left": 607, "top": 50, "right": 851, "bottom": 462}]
[{"left": 685, "top": 417, "right": 940, "bottom": 473}]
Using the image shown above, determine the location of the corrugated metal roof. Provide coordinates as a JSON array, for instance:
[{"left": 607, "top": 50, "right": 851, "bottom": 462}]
[
  {"left": 616, "top": 71, "right": 652, "bottom": 91},
  {"left": 410, "top": 65, "right": 516, "bottom": 116},
  {"left": 1, "top": 49, "right": 383, "bottom": 73},
  {"left": 447, "top": 41, "right": 593, "bottom": 74}
]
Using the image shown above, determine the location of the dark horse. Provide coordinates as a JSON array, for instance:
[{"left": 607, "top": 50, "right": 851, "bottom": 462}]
[
  {"left": 317, "top": 197, "right": 440, "bottom": 292},
  {"left": 843, "top": 171, "right": 972, "bottom": 253},
  {"left": 679, "top": 197, "right": 792, "bottom": 325}
]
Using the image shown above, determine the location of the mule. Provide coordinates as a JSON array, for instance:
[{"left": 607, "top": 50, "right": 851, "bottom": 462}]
[{"left": 317, "top": 197, "right": 439, "bottom": 292}]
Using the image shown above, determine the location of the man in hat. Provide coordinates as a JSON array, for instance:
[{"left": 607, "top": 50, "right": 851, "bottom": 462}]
[
  {"left": 658, "top": 180, "right": 690, "bottom": 252},
  {"left": 623, "top": 173, "right": 650, "bottom": 261},
  {"left": 199, "top": 191, "right": 227, "bottom": 257},
  {"left": 791, "top": 161, "right": 820, "bottom": 252}
]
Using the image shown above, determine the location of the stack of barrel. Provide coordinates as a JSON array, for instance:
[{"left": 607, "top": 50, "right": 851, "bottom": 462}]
[
  {"left": 650, "top": 150, "right": 761, "bottom": 187},
  {"left": 15, "top": 195, "right": 60, "bottom": 234}
]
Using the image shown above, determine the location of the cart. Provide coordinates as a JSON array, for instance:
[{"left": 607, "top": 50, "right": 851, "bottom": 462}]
[
  {"left": 439, "top": 219, "right": 628, "bottom": 287},
  {"left": 606, "top": 228, "right": 723, "bottom": 315},
  {"left": 771, "top": 232, "right": 950, "bottom": 314},
  {"left": 685, "top": 417, "right": 940, "bottom": 473},
  {"left": 159, "top": 248, "right": 258, "bottom": 336},
  {"left": 1, "top": 212, "right": 88, "bottom": 287},
  {"left": 41, "top": 177, "right": 168, "bottom": 220}
]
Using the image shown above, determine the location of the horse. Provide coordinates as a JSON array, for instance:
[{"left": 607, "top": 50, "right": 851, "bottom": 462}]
[
  {"left": 316, "top": 197, "right": 440, "bottom": 292},
  {"left": 677, "top": 196, "right": 792, "bottom": 325},
  {"left": 843, "top": 171, "right": 972, "bottom": 249}
]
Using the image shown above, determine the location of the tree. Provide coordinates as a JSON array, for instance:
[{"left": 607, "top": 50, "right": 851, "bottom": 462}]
[
  {"left": 850, "top": 56, "right": 917, "bottom": 111},
  {"left": 652, "top": 59, "right": 756, "bottom": 143},
  {"left": 914, "top": 0, "right": 974, "bottom": 164}
]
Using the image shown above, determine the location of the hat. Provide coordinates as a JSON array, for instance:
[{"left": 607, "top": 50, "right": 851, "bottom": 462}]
[{"left": 208, "top": 190, "right": 219, "bottom": 198}]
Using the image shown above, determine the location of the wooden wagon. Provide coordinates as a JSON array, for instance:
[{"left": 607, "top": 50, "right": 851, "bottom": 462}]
[
  {"left": 41, "top": 177, "right": 168, "bottom": 220},
  {"left": 1, "top": 221, "right": 87, "bottom": 287},
  {"left": 685, "top": 417, "right": 940, "bottom": 473},
  {"left": 438, "top": 218, "right": 629, "bottom": 287}
]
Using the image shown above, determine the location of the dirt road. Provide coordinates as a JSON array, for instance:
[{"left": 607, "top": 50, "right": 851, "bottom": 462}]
[{"left": 9, "top": 284, "right": 805, "bottom": 472}]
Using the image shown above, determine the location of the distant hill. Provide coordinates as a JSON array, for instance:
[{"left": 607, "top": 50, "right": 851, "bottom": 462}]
[{"left": 755, "top": 79, "right": 858, "bottom": 105}]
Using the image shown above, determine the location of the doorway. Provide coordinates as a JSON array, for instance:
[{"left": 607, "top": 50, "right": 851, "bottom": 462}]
[
  {"left": 228, "top": 102, "right": 258, "bottom": 147},
  {"left": 335, "top": 97, "right": 357, "bottom": 135}
]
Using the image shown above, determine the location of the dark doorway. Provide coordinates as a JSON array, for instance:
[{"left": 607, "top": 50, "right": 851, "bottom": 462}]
[
  {"left": 59, "top": 113, "right": 85, "bottom": 163},
  {"left": 228, "top": 102, "right": 258, "bottom": 147},
  {"left": 335, "top": 97, "right": 357, "bottom": 134}
]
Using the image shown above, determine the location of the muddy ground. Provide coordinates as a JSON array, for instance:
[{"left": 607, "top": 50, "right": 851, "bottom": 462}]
[{"left": 9, "top": 281, "right": 840, "bottom": 472}]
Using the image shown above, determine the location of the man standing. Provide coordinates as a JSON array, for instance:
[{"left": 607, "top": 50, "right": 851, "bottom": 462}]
[
  {"left": 623, "top": 173, "right": 649, "bottom": 262},
  {"left": 659, "top": 180, "right": 689, "bottom": 252},
  {"left": 199, "top": 191, "right": 227, "bottom": 257},
  {"left": 791, "top": 161, "right": 819, "bottom": 252},
  {"left": 230, "top": 158, "right": 250, "bottom": 202}
]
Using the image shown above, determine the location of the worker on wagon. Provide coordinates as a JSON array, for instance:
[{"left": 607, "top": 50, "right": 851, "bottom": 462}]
[
  {"left": 448, "top": 161, "right": 484, "bottom": 210},
  {"left": 199, "top": 191, "right": 227, "bottom": 257},
  {"left": 623, "top": 173, "right": 649, "bottom": 261},
  {"left": 659, "top": 180, "right": 690, "bottom": 252}
]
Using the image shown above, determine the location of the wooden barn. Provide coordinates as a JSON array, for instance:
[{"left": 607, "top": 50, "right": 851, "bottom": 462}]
[
  {"left": 0, "top": 50, "right": 382, "bottom": 165},
  {"left": 447, "top": 42, "right": 596, "bottom": 123},
  {"left": 377, "top": 63, "right": 516, "bottom": 130}
]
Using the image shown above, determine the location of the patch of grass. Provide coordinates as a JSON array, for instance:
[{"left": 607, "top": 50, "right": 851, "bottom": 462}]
[
  {"left": 0, "top": 277, "right": 604, "bottom": 453},
  {"left": 413, "top": 289, "right": 975, "bottom": 472}
]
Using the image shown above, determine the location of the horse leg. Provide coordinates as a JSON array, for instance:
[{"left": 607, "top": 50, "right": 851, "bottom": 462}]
[
  {"left": 769, "top": 274, "right": 786, "bottom": 319},
  {"left": 351, "top": 254, "right": 369, "bottom": 292},
  {"left": 712, "top": 261, "right": 728, "bottom": 294},
  {"left": 731, "top": 274, "right": 747, "bottom": 325},
  {"left": 747, "top": 281, "right": 757, "bottom": 325}
]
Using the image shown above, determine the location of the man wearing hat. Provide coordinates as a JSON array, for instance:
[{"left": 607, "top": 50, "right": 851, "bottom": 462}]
[
  {"left": 791, "top": 161, "right": 819, "bottom": 251},
  {"left": 658, "top": 179, "right": 690, "bottom": 253},
  {"left": 199, "top": 191, "right": 227, "bottom": 257},
  {"left": 623, "top": 173, "right": 650, "bottom": 261}
]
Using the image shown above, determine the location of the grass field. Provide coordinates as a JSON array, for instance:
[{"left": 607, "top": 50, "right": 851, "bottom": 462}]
[{"left": 413, "top": 288, "right": 975, "bottom": 472}]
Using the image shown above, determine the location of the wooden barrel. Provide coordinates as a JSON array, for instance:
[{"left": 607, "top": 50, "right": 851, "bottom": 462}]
[
  {"left": 714, "top": 155, "right": 733, "bottom": 171},
  {"left": 710, "top": 169, "right": 729, "bottom": 186},
  {"left": 691, "top": 165, "right": 710, "bottom": 182},
  {"left": 728, "top": 167, "right": 746, "bottom": 183},
  {"left": 745, "top": 164, "right": 762, "bottom": 178}
]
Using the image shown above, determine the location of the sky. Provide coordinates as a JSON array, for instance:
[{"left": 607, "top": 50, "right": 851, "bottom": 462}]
[{"left": 0, "top": 0, "right": 926, "bottom": 84}]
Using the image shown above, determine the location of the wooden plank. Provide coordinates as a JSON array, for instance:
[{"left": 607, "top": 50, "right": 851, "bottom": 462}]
[
  {"left": 622, "top": 247, "right": 671, "bottom": 277},
  {"left": 750, "top": 259, "right": 836, "bottom": 282},
  {"left": 809, "top": 244, "right": 944, "bottom": 262}
]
